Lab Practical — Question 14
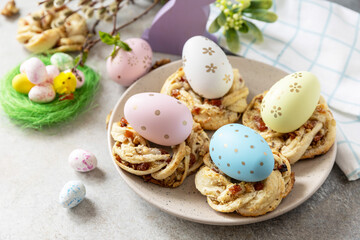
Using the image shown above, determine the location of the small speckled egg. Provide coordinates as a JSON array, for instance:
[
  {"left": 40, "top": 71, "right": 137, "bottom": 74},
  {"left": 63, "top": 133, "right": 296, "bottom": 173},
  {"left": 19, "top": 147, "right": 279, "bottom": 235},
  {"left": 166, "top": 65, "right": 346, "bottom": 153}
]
[
  {"left": 53, "top": 72, "right": 77, "bottom": 94},
  {"left": 261, "top": 71, "right": 320, "bottom": 133},
  {"left": 182, "top": 36, "right": 234, "bottom": 99},
  {"left": 20, "top": 57, "right": 48, "bottom": 84},
  {"left": 28, "top": 83, "right": 56, "bottom": 103},
  {"left": 68, "top": 149, "right": 97, "bottom": 172},
  {"left": 64, "top": 69, "right": 85, "bottom": 89},
  {"left": 124, "top": 92, "right": 193, "bottom": 146},
  {"left": 50, "top": 53, "right": 74, "bottom": 71},
  {"left": 106, "top": 38, "right": 153, "bottom": 87},
  {"left": 12, "top": 73, "right": 35, "bottom": 94},
  {"left": 45, "top": 65, "right": 60, "bottom": 84},
  {"left": 59, "top": 180, "right": 86, "bottom": 208},
  {"left": 210, "top": 124, "right": 274, "bottom": 182}
]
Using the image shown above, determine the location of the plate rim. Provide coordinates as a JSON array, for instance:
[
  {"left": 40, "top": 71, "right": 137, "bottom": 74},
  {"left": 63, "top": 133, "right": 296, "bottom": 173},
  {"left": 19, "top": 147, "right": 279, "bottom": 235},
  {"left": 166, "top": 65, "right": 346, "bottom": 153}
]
[{"left": 107, "top": 56, "right": 337, "bottom": 225}]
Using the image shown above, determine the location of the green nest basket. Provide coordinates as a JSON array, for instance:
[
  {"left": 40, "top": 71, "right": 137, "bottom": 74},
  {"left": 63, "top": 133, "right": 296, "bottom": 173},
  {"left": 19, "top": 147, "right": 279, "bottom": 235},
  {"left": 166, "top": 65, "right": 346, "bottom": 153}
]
[{"left": 0, "top": 55, "right": 100, "bottom": 130}]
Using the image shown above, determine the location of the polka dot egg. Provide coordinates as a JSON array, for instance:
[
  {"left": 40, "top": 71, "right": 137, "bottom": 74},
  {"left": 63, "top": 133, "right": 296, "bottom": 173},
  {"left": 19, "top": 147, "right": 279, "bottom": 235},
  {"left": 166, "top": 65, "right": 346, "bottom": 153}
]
[
  {"left": 210, "top": 124, "right": 274, "bottom": 182},
  {"left": 124, "top": 92, "right": 193, "bottom": 146}
]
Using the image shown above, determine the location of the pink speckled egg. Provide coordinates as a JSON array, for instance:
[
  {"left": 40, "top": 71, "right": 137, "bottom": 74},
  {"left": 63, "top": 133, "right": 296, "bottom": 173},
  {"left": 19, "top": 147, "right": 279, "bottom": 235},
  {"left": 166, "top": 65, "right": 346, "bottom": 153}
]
[
  {"left": 45, "top": 65, "right": 60, "bottom": 84},
  {"left": 20, "top": 57, "right": 47, "bottom": 84},
  {"left": 68, "top": 149, "right": 97, "bottom": 172},
  {"left": 64, "top": 69, "right": 85, "bottom": 88},
  {"left": 124, "top": 92, "right": 193, "bottom": 146},
  {"left": 106, "top": 38, "right": 153, "bottom": 87},
  {"left": 28, "top": 83, "right": 56, "bottom": 103}
]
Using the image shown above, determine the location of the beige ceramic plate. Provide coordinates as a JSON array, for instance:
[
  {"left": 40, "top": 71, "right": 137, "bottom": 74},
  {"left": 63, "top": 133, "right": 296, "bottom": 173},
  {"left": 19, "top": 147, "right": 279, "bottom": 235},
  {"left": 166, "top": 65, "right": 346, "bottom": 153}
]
[{"left": 107, "top": 56, "right": 337, "bottom": 225}]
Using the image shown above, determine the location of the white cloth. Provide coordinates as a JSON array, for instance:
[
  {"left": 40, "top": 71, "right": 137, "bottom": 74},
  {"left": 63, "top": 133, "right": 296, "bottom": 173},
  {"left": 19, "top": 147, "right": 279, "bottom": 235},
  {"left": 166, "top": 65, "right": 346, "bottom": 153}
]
[{"left": 210, "top": 0, "right": 360, "bottom": 180}]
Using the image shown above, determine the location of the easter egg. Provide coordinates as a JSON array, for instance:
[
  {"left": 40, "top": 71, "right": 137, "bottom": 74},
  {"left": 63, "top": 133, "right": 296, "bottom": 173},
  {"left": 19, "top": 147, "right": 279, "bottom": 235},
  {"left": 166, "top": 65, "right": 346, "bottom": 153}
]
[
  {"left": 50, "top": 53, "right": 74, "bottom": 71},
  {"left": 124, "top": 92, "right": 193, "bottom": 146},
  {"left": 20, "top": 57, "right": 47, "bottom": 84},
  {"left": 182, "top": 36, "right": 233, "bottom": 99},
  {"left": 261, "top": 71, "right": 320, "bottom": 133},
  {"left": 106, "top": 38, "right": 153, "bottom": 87},
  {"left": 28, "top": 83, "right": 56, "bottom": 103},
  {"left": 64, "top": 69, "right": 85, "bottom": 89},
  {"left": 12, "top": 73, "right": 35, "bottom": 94},
  {"left": 68, "top": 149, "right": 97, "bottom": 172},
  {"left": 45, "top": 65, "right": 60, "bottom": 84},
  {"left": 53, "top": 72, "right": 77, "bottom": 94},
  {"left": 210, "top": 124, "right": 274, "bottom": 182},
  {"left": 59, "top": 180, "right": 86, "bottom": 208}
]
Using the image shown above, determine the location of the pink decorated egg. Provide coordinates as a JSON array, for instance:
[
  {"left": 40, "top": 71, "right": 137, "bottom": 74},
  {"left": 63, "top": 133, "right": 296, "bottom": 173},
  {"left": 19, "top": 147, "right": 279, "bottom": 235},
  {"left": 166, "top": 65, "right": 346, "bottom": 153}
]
[
  {"left": 28, "top": 83, "right": 56, "bottom": 103},
  {"left": 64, "top": 69, "right": 85, "bottom": 89},
  {"left": 106, "top": 38, "right": 153, "bottom": 87},
  {"left": 20, "top": 57, "right": 47, "bottom": 84},
  {"left": 45, "top": 65, "right": 60, "bottom": 84},
  {"left": 124, "top": 92, "right": 193, "bottom": 146},
  {"left": 68, "top": 149, "right": 97, "bottom": 172}
]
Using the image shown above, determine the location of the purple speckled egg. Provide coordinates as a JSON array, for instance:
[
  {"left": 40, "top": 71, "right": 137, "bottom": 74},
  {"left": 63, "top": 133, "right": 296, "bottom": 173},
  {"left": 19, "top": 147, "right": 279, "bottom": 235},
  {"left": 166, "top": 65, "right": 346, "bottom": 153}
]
[
  {"left": 28, "top": 83, "right": 56, "bottom": 103},
  {"left": 20, "top": 57, "right": 47, "bottom": 84},
  {"left": 68, "top": 149, "right": 97, "bottom": 172},
  {"left": 45, "top": 65, "right": 60, "bottom": 84},
  {"left": 106, "top": 38, "right": 152, "bottom": 87},
  {"left": 124, "top": 92, "right": 193, "bottom": 146}
]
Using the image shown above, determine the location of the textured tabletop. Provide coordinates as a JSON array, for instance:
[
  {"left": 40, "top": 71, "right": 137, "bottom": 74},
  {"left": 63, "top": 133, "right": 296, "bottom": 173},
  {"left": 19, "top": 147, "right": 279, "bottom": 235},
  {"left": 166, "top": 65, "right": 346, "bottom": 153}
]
[{"left": 0, "top": 1, "right": 359, "bottom": 239}]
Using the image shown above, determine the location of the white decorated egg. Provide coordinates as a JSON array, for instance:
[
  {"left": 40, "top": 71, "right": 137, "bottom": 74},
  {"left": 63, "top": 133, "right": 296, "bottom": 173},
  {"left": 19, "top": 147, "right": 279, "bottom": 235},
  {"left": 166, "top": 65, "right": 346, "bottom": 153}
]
[
  {"left": 124, "top": 92, "right": 193, "bottom": 146},
  {"left": 20, "top": 57, "right": 48, "bottom": 84},
  {"left": 64, "top": 69, "right": 85, "bottom": 88},
  {"left": 261, "top": 71, "right": 320, "bottom": 133},
  {"left": 59, "top": 180, "right": 86, "bottom": 208},
  {"left": 182, "top": 36, "right": 233, "bottom": 99},
  {"left": 106, "top": 38, "right": 153, "bottom": 87},
  {"left": 68, "top": 149, "right": 97, "bottom": 172},
  {"left": 210, "top": 124, "right": 274, "bottom": 182},
  {"left": 28, "top": 83, "right": 56, "bottom": 103},
  {"left": 45, "top": 65, "right": 60, "bottom": 84},
  {"left": 50, "top": 53, "right": 74, "bottom": 71}
]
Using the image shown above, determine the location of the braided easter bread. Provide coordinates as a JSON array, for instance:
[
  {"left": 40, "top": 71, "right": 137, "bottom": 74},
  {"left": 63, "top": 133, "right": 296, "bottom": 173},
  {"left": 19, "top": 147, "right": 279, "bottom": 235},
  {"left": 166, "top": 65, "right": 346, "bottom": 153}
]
[
  {"left": 111, "top": 118, "right": 209, "bottom": 188},
  {"left": 242, "top": 93, "right": 336, "bottom": 164},
  {"left": 16, "top": 7, "right": 87, "bottom": 53},
  {"left": 160, "top": 68, "right": 249, "bottom": 130},
  {"left": 195, "top": 151, "right": 294, "bottom": 217}
]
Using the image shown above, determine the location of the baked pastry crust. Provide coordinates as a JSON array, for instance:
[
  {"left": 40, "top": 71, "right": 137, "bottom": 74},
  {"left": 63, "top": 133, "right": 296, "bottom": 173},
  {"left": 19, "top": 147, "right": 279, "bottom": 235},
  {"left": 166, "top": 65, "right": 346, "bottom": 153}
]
[
  {"left": 242, "top": 93, "right": 336, "bottom": 164},
  {"left": 195, "top": 151, "right": 294, "bottom": 217},
  {"left": 111, "top": 119, "right": 209, "bottom": 188},
  {"left": 160, "top": 68, "right": 249, "bottom": 130}
]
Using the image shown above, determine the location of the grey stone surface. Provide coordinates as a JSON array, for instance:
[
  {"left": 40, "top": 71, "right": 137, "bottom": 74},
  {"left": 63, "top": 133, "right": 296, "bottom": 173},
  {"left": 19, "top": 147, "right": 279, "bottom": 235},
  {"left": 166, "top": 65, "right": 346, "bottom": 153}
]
[{"left": 0, "top": 0, "right": 359, "bottom": 239}]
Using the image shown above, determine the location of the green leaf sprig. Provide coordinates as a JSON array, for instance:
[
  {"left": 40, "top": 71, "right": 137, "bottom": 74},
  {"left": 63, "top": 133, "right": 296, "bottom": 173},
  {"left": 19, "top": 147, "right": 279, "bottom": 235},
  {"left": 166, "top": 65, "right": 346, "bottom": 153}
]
[
  {"left": 210, "top": 0, "right": 278, "bottom": 53},
  {"left": 99, "top": 31, "right": 132, "bottom": 58}
]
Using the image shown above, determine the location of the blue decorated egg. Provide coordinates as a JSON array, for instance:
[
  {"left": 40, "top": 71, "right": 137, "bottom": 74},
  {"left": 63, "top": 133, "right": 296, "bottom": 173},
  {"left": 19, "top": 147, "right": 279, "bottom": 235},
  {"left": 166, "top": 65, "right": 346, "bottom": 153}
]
[
  {"left": 59, "top": 180, "right": 86, "bottom": 208},
  {"left": 210, "top": 124, "right": 274, "bottom": 182}
]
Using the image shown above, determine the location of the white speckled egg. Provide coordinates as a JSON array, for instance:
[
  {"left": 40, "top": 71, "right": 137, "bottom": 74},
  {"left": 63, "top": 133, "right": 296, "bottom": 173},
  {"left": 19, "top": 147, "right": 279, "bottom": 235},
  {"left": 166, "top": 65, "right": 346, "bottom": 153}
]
[
  {"left": 261, "top": 71, "right": 320, "bottom": 133},
  {"left": 182, "top": 36, "right": 233, "bottom": 99},
  {"left": 124, "top": 92, "right": 193, "bottom": 146},
  {"left": 68, "top": 149, "right": 97, "bottom": 172},
  {"left": 28, "top": 83, "right": 56, "bottom": 103},
  {"left": 20, "top": 57, "right": 48, "bottom": 84},
  {"left": 64, "top": 69, "right": 85, "bottom": 89},
  {"left": 106, "top": 38, "right": 153, "bottom": 87},
  {"left": 50, "top": 53, "right": 74, "bottom": 71},
  {"left": 45, "top": 65, "right": 60, "bottom": 84},
  {"left": 210, "top": 124, "right": 274, "bottom": 182},
  {"left": 59, "top": 180, "right": 86, "bottom": 208}
]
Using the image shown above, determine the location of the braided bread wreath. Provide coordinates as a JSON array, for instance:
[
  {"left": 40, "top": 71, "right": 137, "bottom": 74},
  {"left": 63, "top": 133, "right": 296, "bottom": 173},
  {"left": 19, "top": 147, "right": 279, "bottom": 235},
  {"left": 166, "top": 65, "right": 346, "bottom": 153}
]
[
  {"left": 160, "top": 68, "right": 249, "bottom": 130},
  {"left": 195, "top": 151, "right": 294, "bottom": 217},
  {"left": 242, "top": 93, "right": 336, "bottom": 164},
  {"left": 111, "top": 118, "right": 209, "bottom": 188}
]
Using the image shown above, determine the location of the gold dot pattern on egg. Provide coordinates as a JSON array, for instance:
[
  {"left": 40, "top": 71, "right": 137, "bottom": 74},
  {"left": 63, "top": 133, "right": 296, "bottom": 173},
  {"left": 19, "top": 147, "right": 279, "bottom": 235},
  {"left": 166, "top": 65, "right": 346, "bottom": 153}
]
[
  {"left": 227, "top": 163, "right": 230, "bottom": 167},
  {"left": 211, "top": 147, "right": 214, "bottom": 151},
  {"left": 219, "top": 133, "right": 223, "bottom": 137},
  {"left": 237, "top": 171, "right": 240, "bottom": 174},
  {"left": 177, "top": 101, "right": 182, "bottom": 105},
  {"left": 164, "top": 134, "right": 169, "bottom": 139},
  {"left": 244, "top": 135, "right": 248, "bottom": 138},
  {"left": 155, "top": 110, "right": 160, "bottom": 116},
  {"left": 235, "top": 130, "right": 239, "bottom": 132},
  {"left": 264, "top": 152, "right": 267, "bottom": 156},
  {"left": 219, "top": 156, "right": 222, "bottom": 160},
  {"left": 182, "top": 120, "right": 187, "bottom": 126},
  {"left": 250, "top": 145, "right": 254, "bottom": 149},
  {"left": 141, "top": 126, "right": 146, "bottom": 131},
  {"left": 261, "top": 140, "right": 264, "bottom": 143},
  {"left": 234, "top": 148, "right": 238, "bottom": 153},
  {"left": 133, "top": 105, "right": 137, "bottom": 110},
  {"left": 242, "top": 161, "right": 245, "bottom": 166},
  {"left": 250, "top": 171, "right": 254, "bottom": 174},
  {"left": 149, "top": 94, "right": 154, "bottom": 96},
  {"left": 260, "top": 162, "right": 264, "bottom": 166},
  {"left": 270, "top": 106, "right": 282, "bottom": 118}
]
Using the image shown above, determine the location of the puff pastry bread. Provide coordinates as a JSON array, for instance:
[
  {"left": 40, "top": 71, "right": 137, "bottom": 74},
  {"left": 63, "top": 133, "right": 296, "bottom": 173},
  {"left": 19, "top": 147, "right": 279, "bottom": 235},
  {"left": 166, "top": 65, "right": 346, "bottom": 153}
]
[
  {"left": 16, "top": 7, "right": 87, "bottom": 53},
  {"left": 111, "top": 118, "right": 209, "bottom": 188},
  {"left": 195, "top": 151, "right": 294, "bottom": 216},
  {"left": 242, "top": 93, "right": 336, "bottom": 164},
  {"left": 161, "top": 68, "right": 249, "bottom": 130}
]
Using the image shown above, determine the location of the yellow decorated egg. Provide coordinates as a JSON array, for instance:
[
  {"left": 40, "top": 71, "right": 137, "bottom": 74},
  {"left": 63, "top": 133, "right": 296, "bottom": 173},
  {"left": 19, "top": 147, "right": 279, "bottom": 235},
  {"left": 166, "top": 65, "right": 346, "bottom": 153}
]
[
  {"left": 261, "top": 71, "right": 320, "bottom": 133},
  {"left": 12, "top": 73, "right": 35, "bottom": 94},
  {"left": 53, "top": 72, "right": 77, "bottom": 94}
]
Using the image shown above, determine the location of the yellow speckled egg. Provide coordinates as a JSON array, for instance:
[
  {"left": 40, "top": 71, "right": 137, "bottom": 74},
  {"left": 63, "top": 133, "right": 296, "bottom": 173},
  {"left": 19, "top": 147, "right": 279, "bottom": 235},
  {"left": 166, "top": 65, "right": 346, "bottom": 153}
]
[
  {"left": 12, "top": 73, "right": 35, "bottom": 94},
  {"left": 261, "top": 71, "right": 320, "bottom": 133}
]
